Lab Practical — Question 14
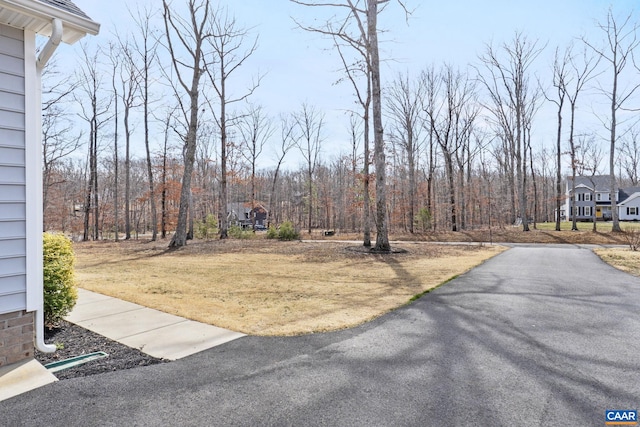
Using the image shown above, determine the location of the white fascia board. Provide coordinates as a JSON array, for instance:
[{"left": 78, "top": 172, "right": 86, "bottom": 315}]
[{"left": 0, "top": 0, "right": 99, "bottom": 43}]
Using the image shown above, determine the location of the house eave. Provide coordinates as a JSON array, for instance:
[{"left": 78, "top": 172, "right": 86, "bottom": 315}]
[
  {"left": 0, "top": 0, "right": 99, "bottom": 43},
  {"left": 619, "top": 192, "right": 640, "bottom": 206}
]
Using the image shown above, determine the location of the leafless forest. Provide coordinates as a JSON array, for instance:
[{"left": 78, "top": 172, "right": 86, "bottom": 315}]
[{"left": 42, "top": 1, "right": 640, "bottom": 244}]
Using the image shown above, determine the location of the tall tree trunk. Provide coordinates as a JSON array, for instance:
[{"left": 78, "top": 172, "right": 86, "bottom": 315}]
[
  {"left": 427, "top": 125, "right": 435, "bottom": 231},
  {"left": 610, "top": 72, "right": 621, "bottom": 232},
  {"left": 161, "top": 115, "right": 170, "bottom": 239},
  {"left": 555, "top": 100, "right": 562, "bottom": 231},
  {"left": 362, "top": 89, "right": 371, "bottom": 246},
  {"left": 444, "top": 153, "right": 457, "bottom": 231},
  {"left": 218, "top": 63, "right": 229, "bottom": 239},
  {"left": 143, "top": 61, "right": 158, "bottom": 241},
  {"left": 170, "top": 99, "right": 198, "bottom": 247},
  {"left": 528, "top": 131, "right": 538, "bottom": 229},
  {"left": 307, "top": 169, "right": 313, "bottom": 234},
  {"left": 164, "top": 0, "right": 207, "bottom": 248},
  {"left": 83, "top": 144, "right": 92, "bottom": 242},
  {"left": 407, "top": 131, "right": 416, "bottom": 234},
  {"left": 124, "top": 106, "right": 131, "bottom": 240},
  {"left": 368, "top": 0, "right": 389, "bottom": 252},
  {"left": 569, "top": 102, "right": 578, "bottom": 231},
  {"left": 91, "top": 117, "right": 99, "bottom": 240},
  {"left": 112, "top": 72, "right": 119, "bottom": 242}
]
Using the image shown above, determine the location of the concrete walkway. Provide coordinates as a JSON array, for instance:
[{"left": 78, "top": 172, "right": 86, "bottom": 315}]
[
  {"left": 66, "top": 288, "right": 246, "bottom": 360},
  {"left": 0, "top": 289, "right": 245, "bottom": 402},
  {"left": 0, "top": 359, "right": 57, "bottom": 402}
]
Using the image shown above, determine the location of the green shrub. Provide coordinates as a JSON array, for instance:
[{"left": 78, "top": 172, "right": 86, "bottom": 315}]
[
  {"left": 43, "top": 233, "right": 77, "bottom": 326},
  {"left": 278, "top": 221, "right": 300, "bottom": 241},
  {"left": 415, "top": 207, "right": 432, "bottom": 232},
  {"left": 263, "top": 221, "right": 299, "bottom": 240},
  {"left": 266, "top": 225, "right": 279, "bottom": 239},
  {"left": 194, "top": 214, "right": 218, "bottom": 239},
  {"left": 228, "top": 224, "right": 251, "bottom": 239}
]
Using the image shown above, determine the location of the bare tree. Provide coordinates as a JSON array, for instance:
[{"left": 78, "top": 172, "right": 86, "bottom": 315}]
[
  {"left": 41, "top": 61, "right": 82, "bottom": 217},
  {"left": 106, "top": 43, "right": 121, "bottom": 241},
  {"left": 425, "top": 65, "right": 477, "bottom": 232},
  {"left": 546, "top": 47, "right": 570, "bottom": 231},
  {"left": 162, "top": 0, "right": 211, "bottom": 248},
  {"left": 158, "top": 106, "right": 179, "bottom": 239},
  {"left": 131, "top": 6, "right": 160, "bottom": 240},
  {"left": 293, "top": 103, "right": 325, "bottom": 234},
  {"left": 420, "top": 66, "right": 439, "bottom": 231},
  {"left": 75, "top": 44, "right": 111, "bottom": 241},
  {"left": 584, "top": 8, "right": 640, "bottom": 232},
  {"left": 386, "top": 71, "right": 424, "bottom": 233},
  {"left": 478, "top": 33, "right": 543, "bottom": 232},
  {"left": 367, "top": 0, "right": 391, "bottom": 251},
  {"left": 117, "top": 41, "right": 143, "bottom": 240},
  {"left": 290, "top": 0, "right": 410, "bottom": 251},
  {"left": 204, "top": 6, "right": 259, "bottom": 239},
  {"left": 622, "top": 128, "right": 640, "bottom": 185},
  {"left": 575, "top": 136, "right": 604, "bottom": 231},
  {"left": 238, "top": 104, "right": 274, "bottom": 230},
  {"left": 268, "top": 114, "right": 296, "bottom": 227},
  {"left": 347, "top": 113, "right": 363, "bottom": 232},
  {"left": 292, "top": 3, "right": 374, "bottom": 244},
  {"left": 562, "top": 44, "right": 600, "bottom": 231}
]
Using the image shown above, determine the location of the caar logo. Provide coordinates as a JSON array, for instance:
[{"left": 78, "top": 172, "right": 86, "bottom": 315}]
[{"left": 606, "top": 410, "right": 637, "bottom": 425}]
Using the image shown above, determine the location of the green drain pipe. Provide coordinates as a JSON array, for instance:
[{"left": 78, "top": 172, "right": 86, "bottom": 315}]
[{"left": 44, "top": 352, "right": 109, "bottom": 373}]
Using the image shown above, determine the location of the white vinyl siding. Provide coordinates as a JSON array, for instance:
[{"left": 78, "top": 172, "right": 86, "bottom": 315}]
[{"left": 0, "top": 24, "right": 26, "bottom": 313}]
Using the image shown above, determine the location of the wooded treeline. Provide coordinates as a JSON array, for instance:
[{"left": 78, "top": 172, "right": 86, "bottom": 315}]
[{"left": 42, "top": 2, "right": 640, "bottom": 242}]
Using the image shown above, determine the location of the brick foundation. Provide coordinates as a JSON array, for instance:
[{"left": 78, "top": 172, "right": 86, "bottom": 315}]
[{"left": 0, "top": 310, "right": 34, "bottom": 367}]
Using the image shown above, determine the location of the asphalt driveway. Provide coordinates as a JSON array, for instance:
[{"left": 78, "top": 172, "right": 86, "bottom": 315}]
[{"left": 2, "top": 244, "right": 639, "bottom": 426}]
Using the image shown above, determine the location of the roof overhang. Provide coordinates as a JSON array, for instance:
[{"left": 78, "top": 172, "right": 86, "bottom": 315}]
[
  {"left": 574, "top": 183, "right": 593, "bottom": 191},
  {"left": 0, "top": 0, "right": 99, "bottom": 44},
  {"left": 619, "top": 192, "right": 640, "bottom": 206}
]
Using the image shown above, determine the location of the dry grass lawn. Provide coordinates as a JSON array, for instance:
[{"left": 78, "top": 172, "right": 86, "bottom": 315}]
[
  {"left": 594, "top": 247, "right": 640, "bottom": 277},
  {"left": 74, "top": 240, "right": 505, "bottom": 336}
]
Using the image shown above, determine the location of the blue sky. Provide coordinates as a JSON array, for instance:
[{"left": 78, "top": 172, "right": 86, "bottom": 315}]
[{"left": 63, "top": 0, "right": 637, "bottom": 170}]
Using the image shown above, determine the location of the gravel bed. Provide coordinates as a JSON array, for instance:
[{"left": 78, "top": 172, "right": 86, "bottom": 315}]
[{"left": 34, "top": 321, "right": 167, "bottom": 380}]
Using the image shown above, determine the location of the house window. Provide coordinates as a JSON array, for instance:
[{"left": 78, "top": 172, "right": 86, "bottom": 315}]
[
  {"left": 628, "top": 207, "right": 638, "bottom": 216},
  {"left": 597, "top": 193, "right": 601, "bottom": 201},
  {"left": 584, "top": 193, "right": 592, "bottom": 201},
  {"left": 584, "top": 206, "right": 591, "bottom": 217}
]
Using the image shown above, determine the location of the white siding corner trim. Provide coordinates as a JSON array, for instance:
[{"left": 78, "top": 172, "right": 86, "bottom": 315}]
[{"left": 24, "top": 28, "right": 42, "bottom": 313}]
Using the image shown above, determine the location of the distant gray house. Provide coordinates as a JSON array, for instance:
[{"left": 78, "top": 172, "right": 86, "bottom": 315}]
[
  {"left": 565, "top": 175, "right": 640, "bottom": 221},
  {"left": 227, "top": 202, "right": 268, "bottom": 229},
  {"left": 0, "top": 0, "right": 98, "bottom": 368}
]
